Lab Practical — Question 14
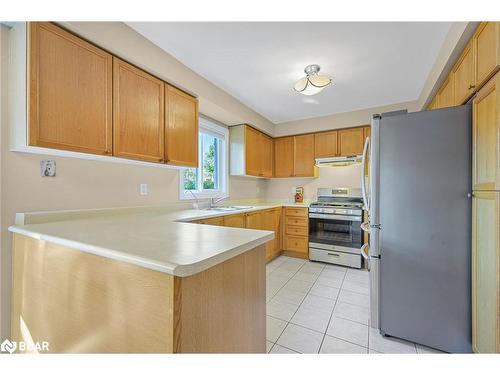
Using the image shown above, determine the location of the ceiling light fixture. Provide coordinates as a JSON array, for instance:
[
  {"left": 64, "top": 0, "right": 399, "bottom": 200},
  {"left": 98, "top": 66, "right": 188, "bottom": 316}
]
[{"left": 293, "top": 64, "right": 332, "bottom": 96}]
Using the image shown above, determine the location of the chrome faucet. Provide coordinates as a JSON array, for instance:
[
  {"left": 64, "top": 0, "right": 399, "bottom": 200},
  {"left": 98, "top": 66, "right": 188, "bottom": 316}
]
[{"left": 209, "top": 196, "right": 228, "bottom": 209}]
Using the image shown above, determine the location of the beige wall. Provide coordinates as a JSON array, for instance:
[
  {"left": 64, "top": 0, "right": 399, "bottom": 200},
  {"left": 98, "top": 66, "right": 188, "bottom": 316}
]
[
  {"left": 264, "top": 165, "right": 362, "bottom": 200},
  {"left": 0, "top": 23, "right": 267, "bottom": 340},
  {"left": 274, "top": 100, "right": 419, "bottom": 137}
]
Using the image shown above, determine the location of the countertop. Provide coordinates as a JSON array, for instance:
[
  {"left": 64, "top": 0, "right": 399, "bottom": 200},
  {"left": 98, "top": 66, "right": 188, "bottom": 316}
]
[{"left": 8, "top": 202, "right": 310, "bottom": 277}]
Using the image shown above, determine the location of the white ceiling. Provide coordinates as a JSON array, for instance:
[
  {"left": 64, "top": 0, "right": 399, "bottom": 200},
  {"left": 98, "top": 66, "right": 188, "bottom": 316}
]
[{"left": 128, "top": 22, "right": 451, "bottom": 124}]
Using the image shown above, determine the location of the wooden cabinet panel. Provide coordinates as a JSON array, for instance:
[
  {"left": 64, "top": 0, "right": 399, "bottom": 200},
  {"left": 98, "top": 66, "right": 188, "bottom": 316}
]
[
  {"left": 453, "top": 41, "right": 476, "bottom": 105},
  {"left": 223, "top": 214, "right": 246, "bottom": 228},
  {"left": 338, "top": 127, "right": 365, "bottom": 156},
  {"left": 474, "top": 22, "right": 500, "bottom": 88},
  {"left": 428, "top": 97, "right": 438, "bottom": 110},
  {"left": 285, "top": 225, "right": 308, "bottom": 237},
  {"left": 472, "top": 191, "right": 500, "bottom": 353},
  {"left": 473, "top": 72, "right": 500, "bottom": 191},
  {"left": 199, "top": 216, "right": 224, "bottom": 226},
  {"left": 285, "top": 216, "right": 308, "bottom": 227},
  {"left": 245, "top": 126, "right": 263, "bottom": 177},
  {"left": 293, "top": 134, "right": 316, "bottom": 177},
  {"left": 314, "top": 130, "right": 338, "bottom": 158},
  {"left": 165, "top": 85, "right": 198, "bottom": 167},
  {"left": 285, "top": 236, "right": 308, "bottom": 254},
  {"left": 274, "top": 137, "right": 294, "bottom": 177},
  {"left": 245, "top": 210, "right": 264, "bottom": 230},
  {"left": 261, "top": 134, "right": 274, "bottom": 178},
  {"left": 28, "top": 22, "right": 113, "bottom": 155},
  {"left": 437, "top": 75, "right": 455, "bottom": 109},
  {"left": 113, "top": 58, "right": 165, "bottom": 163},
  {"left": 271, "top": 208, "right": 282, "bottom": 256},
  {"left": 285, "top": 207, "right": 308, "bottom": 217}
]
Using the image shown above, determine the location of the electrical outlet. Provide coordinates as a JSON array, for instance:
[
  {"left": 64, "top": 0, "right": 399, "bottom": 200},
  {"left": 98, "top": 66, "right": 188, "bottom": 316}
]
[
  {"left": 256, "top": 187, "right": 260, "bottom": 194},
  {"left": 40, "top": 160, "right": 56, "bottom": 177},
  {"left": 140, "top": 184, "right": 148, "bottom": 196}
]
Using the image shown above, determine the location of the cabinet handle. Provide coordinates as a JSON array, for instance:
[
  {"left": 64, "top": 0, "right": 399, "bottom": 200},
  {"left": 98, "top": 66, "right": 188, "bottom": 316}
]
[
  {"left": 468, "top": 84, "right": 476, "bottom": 90},
  {"left": 159, "top": 158, "right": 164, "bottom": 162},
  {"left": 104, "top": 149, "right": 111, "bottom": 154}
]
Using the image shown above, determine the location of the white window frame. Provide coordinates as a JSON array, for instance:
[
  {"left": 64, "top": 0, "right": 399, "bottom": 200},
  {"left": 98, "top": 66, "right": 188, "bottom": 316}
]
[{"left": 179, "top": 116, "right": 229, "bottom": 200}]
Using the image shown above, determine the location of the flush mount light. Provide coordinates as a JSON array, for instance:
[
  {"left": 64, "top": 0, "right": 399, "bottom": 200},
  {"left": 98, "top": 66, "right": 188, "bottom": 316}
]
[{"left": 294, "top": 64, "right": 332, "bottom": 96}]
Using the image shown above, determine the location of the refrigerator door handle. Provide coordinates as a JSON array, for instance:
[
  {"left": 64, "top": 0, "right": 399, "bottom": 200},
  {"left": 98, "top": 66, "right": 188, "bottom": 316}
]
[{"left": 361, "top": 136, "right": 370, "bottom": 211}]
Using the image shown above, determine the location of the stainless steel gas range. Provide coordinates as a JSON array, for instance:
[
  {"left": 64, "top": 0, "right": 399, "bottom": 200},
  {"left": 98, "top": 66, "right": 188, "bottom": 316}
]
[{"left": 308, "top": 188, "right": 364, "bottom": 268}]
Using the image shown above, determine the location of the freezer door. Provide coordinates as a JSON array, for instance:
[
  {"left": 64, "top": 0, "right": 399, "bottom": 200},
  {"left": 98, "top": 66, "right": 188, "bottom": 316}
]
[{"left": 378, "top": 105, "right": 472, "bottom": 353}]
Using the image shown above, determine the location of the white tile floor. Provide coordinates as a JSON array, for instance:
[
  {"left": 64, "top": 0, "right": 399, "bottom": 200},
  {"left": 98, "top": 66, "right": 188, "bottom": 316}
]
[{"left": 265, "top": 255, "right": 444, "bottom": 354}]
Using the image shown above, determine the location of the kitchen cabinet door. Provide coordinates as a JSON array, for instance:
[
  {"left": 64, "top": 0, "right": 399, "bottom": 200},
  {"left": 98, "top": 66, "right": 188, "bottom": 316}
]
[
  {"left": 472, "top": 191, "right": 500, "bottom": 353},
  {"left": 261, "top": 134, "right": 274, "bottom": 178},
  {"left": 314, "top": 130, "right": 338, "bottom": 158},
  {"left": 223, "top": 214, "right": 246, "bottom": 228},
  {"left": 338, "top": 127, "right": 365, "bottom": 156},
  {"left": 165, "top": 85, "right": 199, "bottom": 167},
  {"left": 113, "top": 58, "right": 165, "bottom": 163},
  {"left": 274, "top": 137, "right": 294, "bottom": 177},
  {"left": 245, "top": 211, "right": 264, "bottom": 230},
  {"left": 453, "top": 40, "right": 476, "bottom": 105},
  {"left": 473, "top": 71, "right": 500, "bottom": 191},
  {"left": 245, "top": 126, "right": 262, "bottom": 177},
  {"left": 437, "top": 75, "right": 455, "bottom": 108},
  {"left": 293, "top": 134, "right": 317, "bottom": 177},
  {"left": 28, "top": 22, "right": 113, "bottom": 155},
  {"left": 271, "top": 208, "right": 282, "bottom": 256},
  {"left": 474, "top": 22, "right": 500, "bottom": 89},
  {"left": 198, "top": 216, "right": 224, "bottom": 226}
]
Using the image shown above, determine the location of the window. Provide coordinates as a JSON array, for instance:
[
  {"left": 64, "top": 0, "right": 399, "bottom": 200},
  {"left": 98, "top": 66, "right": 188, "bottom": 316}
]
[{"left": 179, "top": 117, "right": 228, "bottom": 200}]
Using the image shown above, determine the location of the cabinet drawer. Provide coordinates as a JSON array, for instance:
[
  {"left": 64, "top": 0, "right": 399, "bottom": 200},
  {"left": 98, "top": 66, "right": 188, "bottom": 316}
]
[
  {"left": 285, "top": 207, "right": 308, "bottom": 217},
  {"left": 285, "top": 216, "right": 308, "bottom": 227},
  {"left": 286, "top": 225, "right": 308, "bottom": 236},
  {"left": 309, "top": 248, "right": 361, "bottom": 268},
  {"left": 285, "top": 235, "right": 308, "bottom": 252}
]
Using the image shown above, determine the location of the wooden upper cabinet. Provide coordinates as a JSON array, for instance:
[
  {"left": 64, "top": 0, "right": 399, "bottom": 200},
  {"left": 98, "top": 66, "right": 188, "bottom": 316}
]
[
  {"left": 437, "top": 75, "right": 455, "bottom": 109},
  {"left": 274, "top": 137, "right": 294, "bottom": 177},
  {"left": 314, "top": 130, "right": 338, "bottom": 158},
  {"left": 28, "top": 22, "right": 113, "bottom": 155},
  {"left": 293, "top": 134, "right": 316, "bottom": 177},
  {"left": 113, "top": 58, "right": 165, "bottom": 163},
  {"left": 428, "top": 97, "right": 438, "bottom": 110},
  {"left": 244, "top": 126, "right": 262, "bottom": 176},
  {"left": 338, "top": 127, "right": 365, "bottom": 156},
  {"left": 473, "top": 71, "right": 500, "bottom": 191},
  {"left": 453, "top": 40, "right": 476, "bottom": 105},
  {"left": 474, "top": 22, "right": 500, "bottom": 89},
  {"left": 165, "top": 85, "right": 198, "bottom": 167},
  {"left": 261, "top": 134, "right": 274, "bottom": 178}
]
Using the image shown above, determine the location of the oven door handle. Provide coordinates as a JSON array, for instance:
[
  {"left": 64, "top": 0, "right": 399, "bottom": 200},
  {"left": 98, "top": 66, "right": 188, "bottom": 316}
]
[
  {"left": 361, "top": 243, "right": 370, "bottom": 270},
  {"left": 309, "top": 213, "right": 362, "bottom": 221}
]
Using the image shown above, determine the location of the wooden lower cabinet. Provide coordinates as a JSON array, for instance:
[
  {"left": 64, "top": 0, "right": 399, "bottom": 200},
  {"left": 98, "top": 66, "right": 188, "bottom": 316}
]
[
  {"left": 246, "top": 209, "right": 282, "bottom": 262},
  {"left": 283, "top": 207, "right": 309, "bottom": 258},
  {"left": 223, "top": 213, "right": 246, "bottom": 228},
  {"left": 472, "top": 191, "right": 500, "bottom": 353},
  {"left": 198, "top": 216, "right": 224, "bottom": 226}
]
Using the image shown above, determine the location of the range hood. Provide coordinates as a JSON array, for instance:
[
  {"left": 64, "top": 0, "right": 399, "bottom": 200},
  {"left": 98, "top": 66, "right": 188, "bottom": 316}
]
[{"left": 315, "top": 155, "right": 362, "bottom": 167}]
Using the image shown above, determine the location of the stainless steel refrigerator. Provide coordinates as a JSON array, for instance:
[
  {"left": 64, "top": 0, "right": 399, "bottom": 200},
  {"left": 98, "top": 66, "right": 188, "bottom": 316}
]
[{"left": 361, "top": 106, "right": 472, "bottom": 353}]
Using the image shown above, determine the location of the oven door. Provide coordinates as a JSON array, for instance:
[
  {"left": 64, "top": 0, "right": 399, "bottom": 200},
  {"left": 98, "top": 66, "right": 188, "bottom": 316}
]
[{"left": 308, "top": 213, "right": 362, "bottom": 253}]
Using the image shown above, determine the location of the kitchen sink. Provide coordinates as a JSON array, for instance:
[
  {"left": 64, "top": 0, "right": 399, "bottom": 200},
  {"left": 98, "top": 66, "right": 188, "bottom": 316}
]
[{"left": 205, "top": 206, "right": 253, "bottom": 211}]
